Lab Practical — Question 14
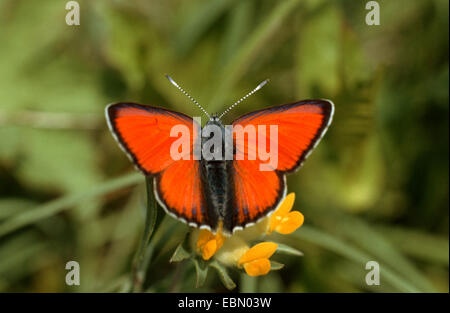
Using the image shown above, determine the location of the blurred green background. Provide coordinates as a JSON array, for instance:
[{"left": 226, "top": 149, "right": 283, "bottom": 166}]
[{"left": 0, "top": 0, "right": 448, "bottom": 292}]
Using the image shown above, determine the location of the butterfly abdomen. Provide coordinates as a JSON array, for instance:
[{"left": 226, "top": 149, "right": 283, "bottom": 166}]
[{"left": 200, "top": 159, "right": 235, "bottom": 232}]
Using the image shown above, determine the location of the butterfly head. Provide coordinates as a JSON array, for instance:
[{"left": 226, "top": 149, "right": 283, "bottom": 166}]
[{"left": 205, "top": 114, "right": 224, "bottom": 128}]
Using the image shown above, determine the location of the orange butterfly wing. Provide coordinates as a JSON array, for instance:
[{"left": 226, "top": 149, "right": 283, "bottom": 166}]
[
  {"left": 106, "top": 103, "right": 211, "bottom": 228},
  {"left": 229, "top": 160, "right": 285, "bottom": 231},
  {"left": 230, "top": 100, "right": 334, "bottom": 231}
]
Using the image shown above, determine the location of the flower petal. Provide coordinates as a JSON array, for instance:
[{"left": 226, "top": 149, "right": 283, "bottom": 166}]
[
  {"left": 275, "top": 211, "right": 304, "bottom": 234},
  {"left": 243, "top": 258, "right": 271, "bottom": 276},
  {"left": 197, "top": 229, "right": 226, "bottom": 260},
  {"left": 238, "top": 242, "right": 278, "bottom": 265},
  {"left": 277, "top": 193, "right": 296, "bottom": 215},
  {"left": 202, "top": 240, "right": 217, "bottom": 260},
  {"left": 269, "top": 193, "right": 295, "bottom": 232},
  {"left": 197, "top": 229, "right": 215, "bottom": 249}
]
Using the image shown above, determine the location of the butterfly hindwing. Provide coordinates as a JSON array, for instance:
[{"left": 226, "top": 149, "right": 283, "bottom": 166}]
[
  {"left": 154, "top": 159, "right": 211, "bottom": 228},
  {"left": 227, "top": 159, "right": 285, "bottom": 232}
]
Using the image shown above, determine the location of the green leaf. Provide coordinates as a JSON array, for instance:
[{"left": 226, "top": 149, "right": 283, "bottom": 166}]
[
  {"left": 240, "top": 272, "right": 257, "bottom": 293},
  {"left": 131, "top": 177, "right": 166, "bottom": 292},
  {"left": 210, "top": 260, "right": 236, "bottom": 290},
  {"left": 170, "top": 234, "right": 192, "bottom": 263},
  {"left": 275, "top": 243, "right": 304, "bottom": 257},
  {"left": 141, "top": 177, "right": 163, "bottom": 248},
  {"left": 270, "top": 261, "right": 285, "bottom": 271},
  {"left": 192, "top": 257, "right": 209, "bottom": 288}
]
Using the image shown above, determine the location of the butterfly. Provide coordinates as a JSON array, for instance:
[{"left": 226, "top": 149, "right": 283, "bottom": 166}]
[{"left": 106, "top": 76, "right": 334, "bottom": 235}]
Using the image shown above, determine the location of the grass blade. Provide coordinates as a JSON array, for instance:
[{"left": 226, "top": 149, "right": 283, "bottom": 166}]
[
  {"left": 275, "top": 243, "right": 304, "bottom": 256},
  {"left": 131, "top": 177, "right": 164, "bottom": 292},
  {"left": 209, "top": 0, "right": 301, "bottom": 111},
  {"left": 293, "top": 225, "right": 423, "bottom": 293},
  {"left": 336, "top": 217, "right": 436, "bottom": 292},
  {"left": 0, "top": 173, "right": 142, "bottom": 237},
  {"left": 175, "top": 0, "right": 237, "bottom": 56},
  {"left": 376, "top": 225, "right": 449, "bottom": 266}
]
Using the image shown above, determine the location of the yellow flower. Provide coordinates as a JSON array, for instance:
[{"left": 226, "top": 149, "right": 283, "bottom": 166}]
[
  {"left": 268, "top": 193, "right": 304, "bottom": 235},
  {"left": 196, "top": 229, "right": 225, "bottom": 260},
  {"left": 215, "top": 238, "right": 279, "bottom": 277},
  {"left": 237, "top": 242, "right": 278, "bottom": 277},
  {"left": 191, "top": 193, "right": 302, "bottom": 277}
]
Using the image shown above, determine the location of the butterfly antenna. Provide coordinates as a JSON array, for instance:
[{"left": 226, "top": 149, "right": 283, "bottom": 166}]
[
  {"left": 165, "top": 75, "right": 211, "bottom": 119},
  {"left": 218, "top": 79, "right": 269, "bottom": 120}
]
